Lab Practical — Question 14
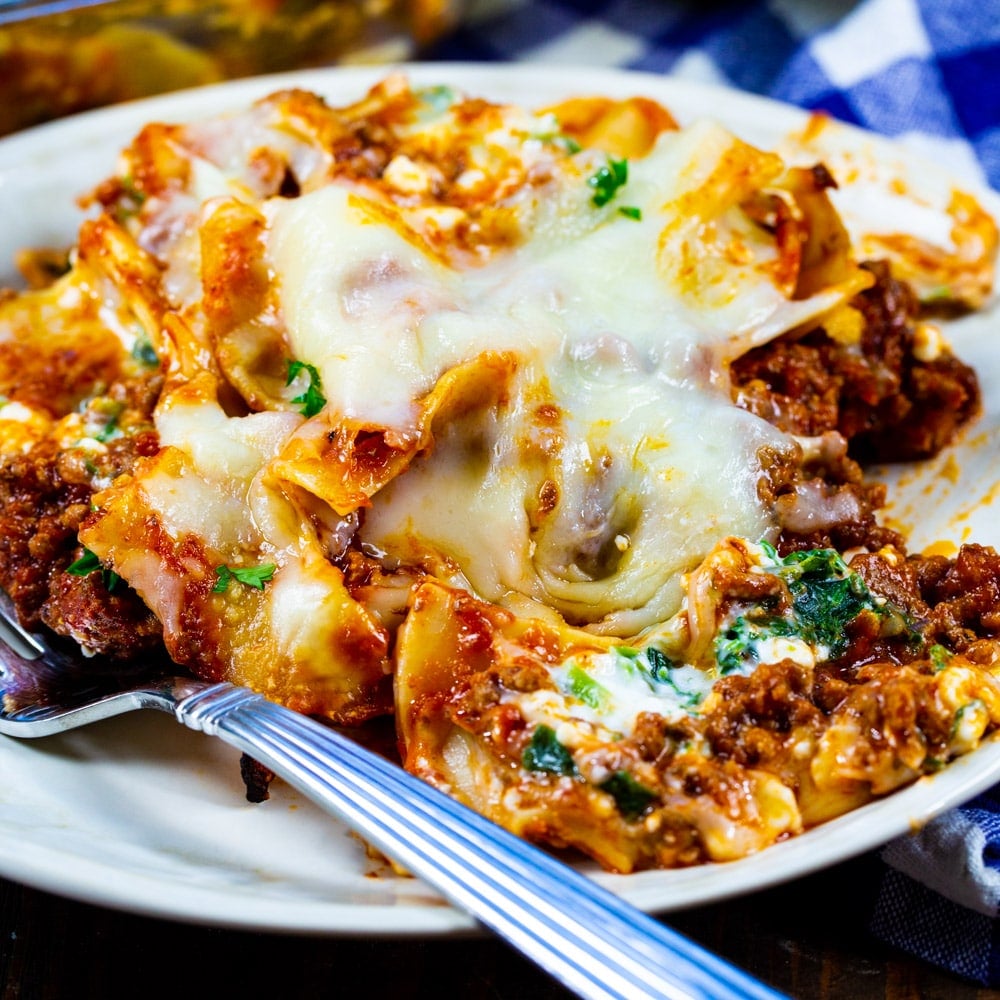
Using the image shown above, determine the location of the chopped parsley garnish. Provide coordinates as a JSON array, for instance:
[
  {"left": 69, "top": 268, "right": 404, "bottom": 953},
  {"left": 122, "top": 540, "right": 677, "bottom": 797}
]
[
  {"left": 212, "top": 563, "right": 276, "bottom": 593},
  {"left": 285, "top": 360, "right": 327, "bottom": 418},
  {"left": 66, "top": 547, "right": 120, "bottom": 591},
  {"left": 523, "top": 724, "right": 578, "bottom": 776},
  {"left": 600, "top": 770, "right": 657, "bottom": 819},
  {"left": 618, "top": 205, "right": 642, "bottom": 221},
  {"left": 588, "top": 157, "right": 629, "bottom": 208}
]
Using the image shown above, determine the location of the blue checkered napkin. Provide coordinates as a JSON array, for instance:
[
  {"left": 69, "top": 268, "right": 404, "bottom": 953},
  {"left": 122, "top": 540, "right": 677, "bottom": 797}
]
[
  {"left": 431, "top": 0, "right": 1000, "bottom": 983},
  {"left": 871, "top": 787, "right": 1000, "bottom": 985},
  {"left": 431, "top": 0, "right": 1000, "bottom": 190}
]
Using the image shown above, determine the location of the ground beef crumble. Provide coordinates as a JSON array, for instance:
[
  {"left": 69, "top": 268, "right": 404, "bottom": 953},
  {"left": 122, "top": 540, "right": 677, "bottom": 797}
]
[
  {"left": 732, "top": 260, "right": 981, "bottom": 462},
  {"left": 0, "top": 373, "right": 163, "bottom": 657}
]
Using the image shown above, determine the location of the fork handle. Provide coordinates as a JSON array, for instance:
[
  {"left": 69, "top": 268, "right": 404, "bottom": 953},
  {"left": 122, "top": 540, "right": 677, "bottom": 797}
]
[{"left": 171, "top": 682, "right": 786, "bottom": 1000}]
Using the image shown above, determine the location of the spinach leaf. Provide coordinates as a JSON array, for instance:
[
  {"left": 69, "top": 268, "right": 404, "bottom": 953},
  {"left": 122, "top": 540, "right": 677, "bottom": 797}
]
[
  {"left": 523, "top": 724, "right": 578, "bottom": 776},
  {"left": 600, "top": 770, "right": 657, "bottom": 819}
]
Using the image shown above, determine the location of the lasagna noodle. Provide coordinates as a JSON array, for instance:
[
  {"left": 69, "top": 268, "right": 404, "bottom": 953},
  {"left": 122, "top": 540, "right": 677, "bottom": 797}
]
[
  {"left": 81, "top": 372, "right": 393, "bottom": 721},
  {"left": 394, "top": 577, "right": 804, "bottom": 871},
  {"left": 779, "top": 113, "right": 999, "bottom": 308}
]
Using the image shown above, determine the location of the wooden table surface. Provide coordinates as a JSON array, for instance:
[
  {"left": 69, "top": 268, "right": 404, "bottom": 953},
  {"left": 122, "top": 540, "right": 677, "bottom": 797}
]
[{"left": 1, "top": 850, "right": 996, "bottom": 999}]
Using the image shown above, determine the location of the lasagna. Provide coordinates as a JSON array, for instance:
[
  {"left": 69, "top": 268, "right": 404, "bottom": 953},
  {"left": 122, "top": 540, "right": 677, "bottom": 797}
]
[{"left": 1, "top": 74, "right": 999, "bottom": 872}]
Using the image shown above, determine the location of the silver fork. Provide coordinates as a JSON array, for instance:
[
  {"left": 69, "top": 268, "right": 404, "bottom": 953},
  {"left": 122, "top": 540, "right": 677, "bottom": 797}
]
[
  {"left": 0, "top": 593, "right": 786, "bottom": 1000},
  {"left": 0, "top": 0, "right": 116, "bottom": 27}
]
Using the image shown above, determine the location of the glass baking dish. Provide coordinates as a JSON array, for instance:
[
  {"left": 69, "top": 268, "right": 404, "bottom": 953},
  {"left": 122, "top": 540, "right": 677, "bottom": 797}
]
[{"left": 0, "top": 0, "right": 463, "bottom": 135}]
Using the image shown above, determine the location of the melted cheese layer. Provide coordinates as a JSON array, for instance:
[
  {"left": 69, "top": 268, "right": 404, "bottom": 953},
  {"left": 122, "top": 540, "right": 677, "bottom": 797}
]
[{"left": 266, "top": 122, "right": 854, "bottom": 632}]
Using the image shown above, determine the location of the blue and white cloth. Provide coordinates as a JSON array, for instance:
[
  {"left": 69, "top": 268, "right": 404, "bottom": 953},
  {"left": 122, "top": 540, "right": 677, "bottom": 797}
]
[
  {"left": 429, "top": 0, "right": 1000, "bottom": 985},
  {"left": 430, "top": 0, "right": 999, "bottom": 192},
  {"left": 872, "top": 786, "right": 1000, "bottom": 985}
]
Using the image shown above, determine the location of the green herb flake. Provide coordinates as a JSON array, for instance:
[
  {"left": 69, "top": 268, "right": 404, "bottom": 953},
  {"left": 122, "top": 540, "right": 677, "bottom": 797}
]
[
  {"left": 523, "top": 724, "right": 578, "bottom": 776},
  {"left": 554, "top": 134, "right": 582, "bottom": 154},
  {"left": 611, "top": 646, "right": 642, "bottom": 678},
  {"left": 93, "top": 403, "right": 124, "bottom": 443},
  {"left": 599, "top": 770, "right": 657, "bottom": 819},
  {"left": 416, "top": 85, "right": 458, "bottom": 119},
  {"left": 928, "top": 644, "right": 951, "bottom": 672},
  {"left": 213, "top": 563, "right": 277, "bottom": 593},
  {"left": 116, "top": 176, "right": 147, "bottom": 220},
  {"left": 922, "top": 285, "right": 954, "bottom": 303},
  {"left": 66, "top": 548, "right": 119, "bottom": 591},
  {"left": 530, "top": 129, "right": 582, "bottom": 154},
  {"left": 131, "top": 333, "right": 159, "bottom": 368},
  {"left": 951, "top": 700, "right": 985, "bottom": 739},
  {"left": 66, "top": 549, "right": 101, "bottom": 577},
  {"left": 286, "top": 360, "right": 327, "bottom": 418},
  {"left": 618, "top": 205, "right": 642, "bottom": 220},
  {"left": 588, "top": 157, "right": 629, "bottom": 208},
  {"left": 566, "top": 663, "right": 611, "bottom": 711}
]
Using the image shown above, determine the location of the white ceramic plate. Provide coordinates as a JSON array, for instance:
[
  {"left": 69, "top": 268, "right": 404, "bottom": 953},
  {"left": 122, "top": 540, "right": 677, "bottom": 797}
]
[{"left": 1, "top": 64, "right": 999, "bottom": 936}]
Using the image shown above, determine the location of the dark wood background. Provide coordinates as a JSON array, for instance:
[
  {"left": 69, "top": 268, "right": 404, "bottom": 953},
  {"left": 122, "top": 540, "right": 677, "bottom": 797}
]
[{"left": 1, "top": 850, "right": 996, "bottom": 999}]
